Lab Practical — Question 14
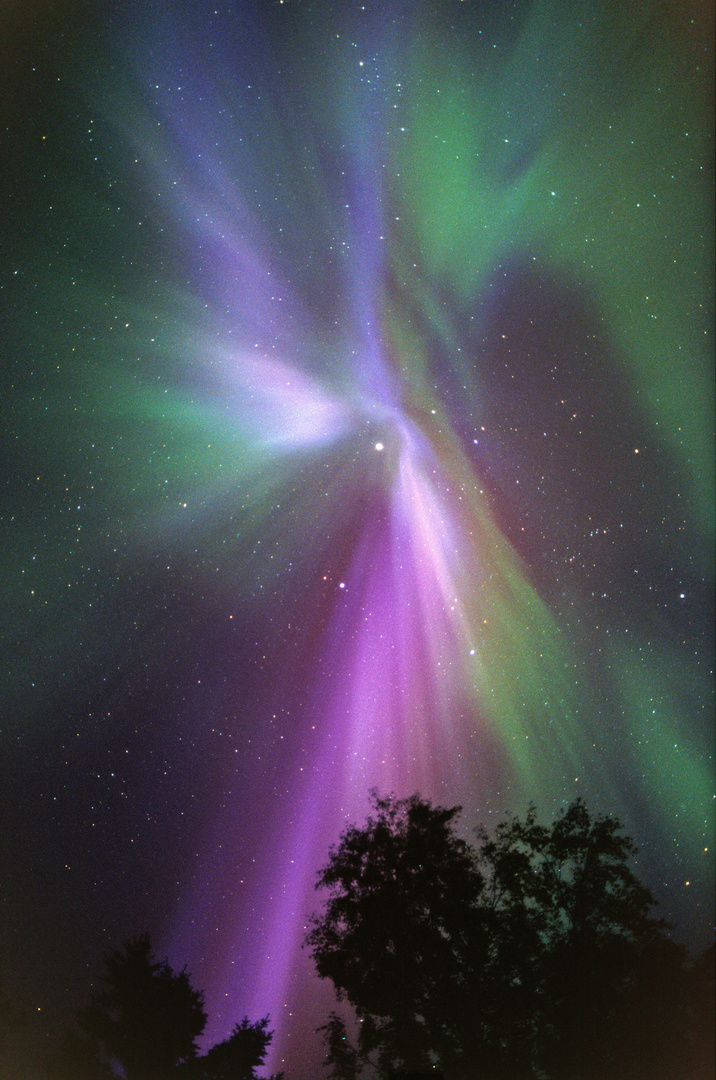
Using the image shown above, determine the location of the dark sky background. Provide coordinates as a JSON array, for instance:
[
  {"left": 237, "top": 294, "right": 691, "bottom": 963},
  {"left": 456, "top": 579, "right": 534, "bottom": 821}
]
[{"left": 1, "top": 1, "right": 713, "bottom": 1077}]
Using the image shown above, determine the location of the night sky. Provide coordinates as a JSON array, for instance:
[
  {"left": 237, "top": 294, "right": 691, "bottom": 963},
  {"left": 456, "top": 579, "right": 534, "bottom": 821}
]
[{"left": 1, "top": 1, "right": 713, "bottom": 1077}]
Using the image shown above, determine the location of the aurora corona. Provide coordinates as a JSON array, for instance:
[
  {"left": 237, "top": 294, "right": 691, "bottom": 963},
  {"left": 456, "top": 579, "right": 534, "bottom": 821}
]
[{"left": 1, "top": 2, "right": 712, "bottom": 1077}]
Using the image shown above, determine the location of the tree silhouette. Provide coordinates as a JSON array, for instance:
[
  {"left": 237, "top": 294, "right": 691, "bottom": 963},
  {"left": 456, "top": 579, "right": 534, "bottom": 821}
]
[
  {"left": 45, "top": 1026, "right": 115, "bottom": 1080},
  {"left": 76, "top": 934, "right": 206, "bottom": 1080},
  {"left": 317, "top": 1013, "right": 359, "bottom": 1080},
  {"left": 473, "top": 799, "right": 692, "bottom": 1080},
  {"left": 307, "top": 792, "right": 701, "bottom": 1080},
  {"left": 687, "top": 943, "right": 715, "bottom": 1079},
  {"left": 307, "top": 792, "right": 486, "bottom": 1077},
  {"left": 46, "top": 934, "right": 282, "bottom": 1080},
  {"left": 181, "top": 1015, "right": 280, "bottom": 1080}
]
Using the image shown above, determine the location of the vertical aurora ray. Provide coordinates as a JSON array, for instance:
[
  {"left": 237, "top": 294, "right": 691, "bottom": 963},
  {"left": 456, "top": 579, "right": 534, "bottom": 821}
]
[{"left": 2, "top": 1, "right": 712, "bottom": 1076}]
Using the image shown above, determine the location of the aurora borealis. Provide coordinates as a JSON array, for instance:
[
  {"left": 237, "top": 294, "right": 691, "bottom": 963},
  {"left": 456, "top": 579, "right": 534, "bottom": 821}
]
[{"left": 1, "top": 1, "right": 713, "bottom": 1076}]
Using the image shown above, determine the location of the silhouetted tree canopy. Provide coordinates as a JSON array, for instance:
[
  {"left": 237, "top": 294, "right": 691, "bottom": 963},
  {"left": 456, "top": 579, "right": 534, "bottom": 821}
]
[
  {"left": 77, "top": 934, "right": 206, "bottom": 1079},
  {"left": 179, "top": 1015, "right": 277, "bottom": 1080},
  {"left": 45, "top": 1026, "right": 115, "bottom": 1080},
  {"left": 45, "top": 934, "right": 283, "bottom": 1080},
  {"left": 687, "top": 943, "right": 716, "bottom": 1078},
  {"left": 307, "top": 792, "right": 708, "bottom": 1080}
]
